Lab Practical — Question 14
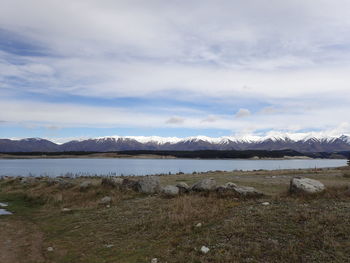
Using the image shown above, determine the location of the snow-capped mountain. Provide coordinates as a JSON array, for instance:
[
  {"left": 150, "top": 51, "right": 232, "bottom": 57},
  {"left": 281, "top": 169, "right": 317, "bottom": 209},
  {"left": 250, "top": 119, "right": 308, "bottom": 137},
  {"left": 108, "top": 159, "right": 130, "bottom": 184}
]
[{"left": 1, "top": 134, "right": 350, "bottom": 152}]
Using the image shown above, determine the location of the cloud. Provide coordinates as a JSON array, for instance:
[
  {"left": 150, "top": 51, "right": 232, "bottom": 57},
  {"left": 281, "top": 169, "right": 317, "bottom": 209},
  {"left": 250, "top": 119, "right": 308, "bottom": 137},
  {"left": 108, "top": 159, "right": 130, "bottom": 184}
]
[
  {"left": 235, "top": 109, "right": 251, "bottom": 118},
  {"left": 1, "top": 1, "right": 350, "bottom": 137},
  {"left": 201, "top": 115, "right": 219, "bottom": 123},
  {"left": 166, "top": 117, "right": 185, "bottom": 124}
]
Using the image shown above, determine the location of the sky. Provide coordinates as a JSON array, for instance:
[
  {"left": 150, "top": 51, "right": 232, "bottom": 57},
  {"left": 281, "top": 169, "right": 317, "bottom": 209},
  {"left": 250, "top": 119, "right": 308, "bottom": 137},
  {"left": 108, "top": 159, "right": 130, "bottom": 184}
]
[{"left": 1, "top": 0, "right": 350, "bottom": 142}]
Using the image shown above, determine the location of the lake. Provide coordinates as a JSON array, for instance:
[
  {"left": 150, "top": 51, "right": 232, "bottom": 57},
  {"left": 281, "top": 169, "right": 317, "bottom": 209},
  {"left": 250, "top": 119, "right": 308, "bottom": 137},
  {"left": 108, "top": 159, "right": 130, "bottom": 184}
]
[{"left": 0, "top": 158, "right": 346, "bottom": 177}]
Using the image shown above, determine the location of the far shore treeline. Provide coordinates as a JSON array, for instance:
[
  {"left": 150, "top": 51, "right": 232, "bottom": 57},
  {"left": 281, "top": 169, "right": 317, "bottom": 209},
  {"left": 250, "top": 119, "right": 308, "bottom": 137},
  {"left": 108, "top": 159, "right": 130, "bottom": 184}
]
[{"left": 0, "top": 150, "right": 349, "bottom": 159}]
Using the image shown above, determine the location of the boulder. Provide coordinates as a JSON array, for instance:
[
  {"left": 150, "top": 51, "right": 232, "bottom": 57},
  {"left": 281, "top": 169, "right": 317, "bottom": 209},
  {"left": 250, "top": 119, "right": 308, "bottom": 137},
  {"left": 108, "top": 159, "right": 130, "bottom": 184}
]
[
  {"left": 99, "top": 196, "right": 112, "bottom": 204},
  {"left": 137, "top": 176, "right": 161, "bottom": 194},
  {"left": 122, "top": 178, "right": 139, "bottom": 191},
  {"left": 79, "top": 181, "right": 92, "bottom": 190},
  {"left": 217, "top": 182, "right": 263, "bottom": 197},
  {"left": 176, "top": 182, "right": 190, "bottom": 193},
  {"left": 191, "top": 178, "right": 216, "bottom": 192},
  {"left": 161, "top": 185, "right": 179, "bottom": 197},
  {"left": 216, "top": 182, "right": 237, "bottom": 193},
  {"left": 290, "top": 177, "right": 325, "bottom": 194},
  {"left": 231, "top": 185, "right": 263, "bottom": 197},
  {"left": 101, "top": 177, "right": 124, "bottom": 188},
  {"left": 57, "top": 179, "right": 74, "bottom": 189},
  {"left": 20, "top": 177, "right": 36, "bottom": 185}
]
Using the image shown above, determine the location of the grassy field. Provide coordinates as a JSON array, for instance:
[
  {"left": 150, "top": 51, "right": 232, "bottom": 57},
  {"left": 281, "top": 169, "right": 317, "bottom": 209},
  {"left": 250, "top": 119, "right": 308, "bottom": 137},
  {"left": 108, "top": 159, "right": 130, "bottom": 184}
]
[{"left": 1, "top": 167, "right": 350, "bottom": 263}]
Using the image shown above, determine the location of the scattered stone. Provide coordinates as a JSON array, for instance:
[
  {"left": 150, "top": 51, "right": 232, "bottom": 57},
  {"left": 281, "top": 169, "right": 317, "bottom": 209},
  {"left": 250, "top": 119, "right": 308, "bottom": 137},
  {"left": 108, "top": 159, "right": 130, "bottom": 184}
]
[
  {"left": 0, "top": 209, "right": 12, "bottom": 215},
  {"left": 200, "top": 246, "right": 210, "bottom": 254},
  {"left": 151, "top": 258, "right": 158, "bottom": 263},
  {"left": 230, "top": 185, "right": 264, "bottom": 197},
  {"left": 261, "top": 202, "right": 270, "bottom": 206},
  {"left": 106, "top": 205, "right": 110, "bottom": 208},
  {"left": 61, "top": 208, "right": 72, "bottom": 213},
  {"left": 195, "top": 222, "right": 202, "bottom": 228},
  {"left": 176, "top": 182, "right": 190, "bottom": 193},
  {"left": 216, "top": 182, "right": 237, "bottom": 193},
  {"left": 101, "top": 177, "right": 124, "bottom": 188},
  {"left": 57, "top": 179, "right": 74, "bottom": 189},
  {"left": 191, "top": 178, "right": 217, "bottom": 192},
  {"left": 290, "top": 177, "right": 325, "bottom": 194},
  {"left": 122, "top": 178, "right": 139, "bottom": 191},
  {"left": 20, "top": 177, "right": 36, "bottom": 185},
  {"left": 80, "top": 181, "right": 92, "bottom": 190},
  {"left": 268, "top": 238, "right": 279, "bottom": 246},
  {"left": 47, "top": 247, "right": 54, "bottom": 252},
  {"left": 104, "top": 244, "right": 114, "bottom": 248},
  {"left": 137, "top": 176, "right": 161, "bottom": 194},
  {"left": 99, "top": 196, "right": 112, "bottom": 204},
  {"left": 161, "top": 185, "right": 179, "bottom": 197},
  {"left": 217, "top": 182, "right": 263, "bottom": 197}
]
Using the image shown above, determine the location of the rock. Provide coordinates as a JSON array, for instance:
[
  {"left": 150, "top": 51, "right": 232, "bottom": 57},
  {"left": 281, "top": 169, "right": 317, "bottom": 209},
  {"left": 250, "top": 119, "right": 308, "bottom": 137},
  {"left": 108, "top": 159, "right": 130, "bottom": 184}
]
[
  {"left": 20, "top": 177, "right": 36, "bottom": 185},
  {"left": 47, "top": 247, "right": 54, "bottom": 252},
  {"left": 80, "top": 181, "right": 92, "bottom": 190},
  {"left": 101, "top": 177, "right": 124, "bottom": 188},
  {"left": 151, "top": 258, "right": 158, "bottom": 263},
  {"left": 0, "top": 202, "right": 8, "bottom": 207},
  {"left": 216, "top": 182, "right": 263, "bottom": 197},
  {"left": 191, "top": 178, "right": 217, "bottom": 192},
  {"left": 122, "top": 178, "right": 139, "bottom": 191},
  {"left": 104, "top": 244, "right": 114, "bottom": 248},
  {"left": 231, "top": 185, "right": 263, "bottom": 197},
  {"left": 57, "top": 179, "right": 74, "bottom": 189},
  {"left": 161, "top": 185, "right": 179, "bottom": 197},
  {"left": 200, "top": 246, "right": 210, "bottom": 254},
  {"left": 261, "top": 202, "right": 270, "bottom": 206},
  {"left": 290, "top": 177, "right": 325, "bottom": 194},
  {"left": 176, "top": 182, "right": 190, "bottom": 193},
  {"left": 137, "top": 176, "right": 161, "bottom": 194},
  {"left": 61, "top": 208, "right": 72, "bottom": 213},
  {"left": 195, "top": 222, "right": 202, "bottom": 228},
  {"left": 216, "top": 182, "right": 237, "bottom": 193},
  {"left": 99, "top": 196, "right": 112, "bottom": 204}
]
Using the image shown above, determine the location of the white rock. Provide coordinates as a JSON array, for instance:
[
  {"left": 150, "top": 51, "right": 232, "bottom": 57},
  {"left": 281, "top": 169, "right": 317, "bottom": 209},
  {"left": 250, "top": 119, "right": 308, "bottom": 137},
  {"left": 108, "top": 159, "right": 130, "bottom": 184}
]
[
  {"left": 0, "top": 202, "right": 8, "bottom": 207},
  {"left": 261, "top": 202, "right": 270, "bottom": 206},
  {"left": 200, "top": 246, "right": 210, "bottom": 254},
  {"left": 290, "top": 177, "right": 325, "bottom": 194},
  {"left": 61, "top": 208, "right": 72, "bottom": 212},
  {"left": 105, "top": 244, "right": 114, "bottom": 248},
  {"left": 151, "top": 258, "right": 158, "bottom": 263},
  {"left": 47, "top": 247, "right": 54, "bottom": 252},
  {"left": 99, "top": 196, "right": 112, "bottom": 204},
  {"left": 195, "top": 223, "right": 202, "bottom": 228}
]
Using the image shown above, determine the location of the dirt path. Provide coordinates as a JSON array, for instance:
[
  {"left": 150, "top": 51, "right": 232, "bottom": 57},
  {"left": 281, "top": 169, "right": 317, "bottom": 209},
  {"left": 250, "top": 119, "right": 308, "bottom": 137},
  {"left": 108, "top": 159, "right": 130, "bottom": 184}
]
[{"left": 0, "top": 217, "right": 45, "bottom": 263}]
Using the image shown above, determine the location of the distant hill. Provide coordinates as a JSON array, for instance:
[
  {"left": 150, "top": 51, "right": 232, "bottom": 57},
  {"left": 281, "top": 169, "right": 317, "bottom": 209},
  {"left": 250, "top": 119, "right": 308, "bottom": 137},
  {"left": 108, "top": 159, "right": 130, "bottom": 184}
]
[{"left": 1, "top": 135, "right": 350, "bottom": 153}]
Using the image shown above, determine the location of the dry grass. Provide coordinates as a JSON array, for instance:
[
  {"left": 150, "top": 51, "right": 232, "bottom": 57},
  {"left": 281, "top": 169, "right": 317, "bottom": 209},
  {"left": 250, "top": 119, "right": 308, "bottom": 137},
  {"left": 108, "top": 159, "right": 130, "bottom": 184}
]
[{"left": 1, "top": 167, "right": 350, "bottom": 262}]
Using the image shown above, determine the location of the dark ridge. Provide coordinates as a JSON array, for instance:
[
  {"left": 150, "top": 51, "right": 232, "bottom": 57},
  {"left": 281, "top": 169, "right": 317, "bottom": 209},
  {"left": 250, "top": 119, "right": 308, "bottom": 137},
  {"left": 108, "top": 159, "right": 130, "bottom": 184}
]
[{"left": 1, "top": 150, "right": 349, "bottom": 159}]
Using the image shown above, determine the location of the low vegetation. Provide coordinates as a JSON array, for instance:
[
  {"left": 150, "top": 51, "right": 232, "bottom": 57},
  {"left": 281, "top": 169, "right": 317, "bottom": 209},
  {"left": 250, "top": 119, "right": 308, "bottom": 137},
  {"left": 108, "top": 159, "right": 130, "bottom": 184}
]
[{"left": 1, "top": 167, "right": 350, "bottom": 263}]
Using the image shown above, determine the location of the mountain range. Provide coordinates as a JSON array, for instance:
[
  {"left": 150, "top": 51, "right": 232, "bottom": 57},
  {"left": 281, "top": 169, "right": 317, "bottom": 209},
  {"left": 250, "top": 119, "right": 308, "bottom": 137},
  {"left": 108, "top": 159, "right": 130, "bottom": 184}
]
[{"left": 1, "top": 135, "right": 350, "bottom": 153}]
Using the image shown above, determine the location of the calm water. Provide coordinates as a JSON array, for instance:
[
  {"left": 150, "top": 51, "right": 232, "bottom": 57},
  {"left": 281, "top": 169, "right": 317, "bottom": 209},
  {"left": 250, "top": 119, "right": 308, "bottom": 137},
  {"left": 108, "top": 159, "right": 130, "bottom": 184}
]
[{"left": 0, "top": 158, "right": 346, "bottom": 177}]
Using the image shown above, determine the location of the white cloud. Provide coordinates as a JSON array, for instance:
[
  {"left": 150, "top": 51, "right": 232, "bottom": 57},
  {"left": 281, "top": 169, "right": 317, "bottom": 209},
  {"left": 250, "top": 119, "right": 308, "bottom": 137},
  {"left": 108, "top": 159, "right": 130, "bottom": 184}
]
[
  {"left": 235, "top": 109, "right": 251, "bottom": 119},
  {"left": 1, "top": 1, "right": 350, "bottom": 136}
]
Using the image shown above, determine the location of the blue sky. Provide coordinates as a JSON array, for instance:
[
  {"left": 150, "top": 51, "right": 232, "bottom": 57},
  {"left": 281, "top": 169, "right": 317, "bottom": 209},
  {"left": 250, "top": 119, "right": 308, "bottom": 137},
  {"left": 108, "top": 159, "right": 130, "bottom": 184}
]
[{"left": 1, "top": 0, "right": 350, "bottom": 142}]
